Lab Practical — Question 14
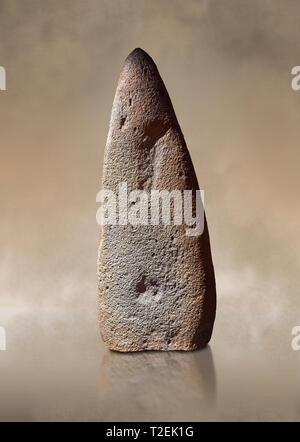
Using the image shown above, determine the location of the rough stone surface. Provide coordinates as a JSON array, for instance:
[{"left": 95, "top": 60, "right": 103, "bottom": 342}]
[{"left": 98, "top": 48, "right": 216, "bottom": 351}]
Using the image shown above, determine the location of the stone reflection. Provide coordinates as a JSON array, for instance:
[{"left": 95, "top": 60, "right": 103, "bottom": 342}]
[{"left": 99, "top": 346, "right": 216, "bottom": 421}]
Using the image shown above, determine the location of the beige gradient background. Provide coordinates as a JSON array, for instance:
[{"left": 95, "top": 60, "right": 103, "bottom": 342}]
[{"left": 0, "top": 0, "right": 299, "bottom": 421}]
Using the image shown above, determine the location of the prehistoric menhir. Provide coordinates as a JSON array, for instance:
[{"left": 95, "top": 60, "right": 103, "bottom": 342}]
[{"left": 98, "top": 48, "right": 216, "bottom": 351}]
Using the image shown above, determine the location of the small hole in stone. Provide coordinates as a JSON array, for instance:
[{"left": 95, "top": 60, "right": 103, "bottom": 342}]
[
  {"left": 133, "top": 127, "right": 137, "bottom": 132},
  {"left": 136, "top": 276, "right": 146, "bottom": 293},
  {"left": 120, "top": 116, "right": 126, "bottom": 129},
  {"left": 129, "top": 98, "right": 132, "bottom": 106}
]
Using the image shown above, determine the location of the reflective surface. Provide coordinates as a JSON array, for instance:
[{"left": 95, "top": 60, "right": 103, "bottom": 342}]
[
  {"left": 99, "top": 346, "right": 216, "bottom": 421},
  {"left": 0, "top": 307, "right": 299, "bottom": 421}
]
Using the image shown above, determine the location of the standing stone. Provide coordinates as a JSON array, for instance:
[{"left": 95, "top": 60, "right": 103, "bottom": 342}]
[{"left": 98, "top": 48, "right": 216, "bottom": 351}]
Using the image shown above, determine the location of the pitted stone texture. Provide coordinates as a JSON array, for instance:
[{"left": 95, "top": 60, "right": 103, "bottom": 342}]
[{"left": 98, "top": 48, "right": 216, "bottom": 351}]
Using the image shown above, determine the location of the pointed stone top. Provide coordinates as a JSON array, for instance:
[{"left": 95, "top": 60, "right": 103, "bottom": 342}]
[
  {"left": 115, "top": 48, "right": 179, "bottom": 140},
  {"left": 125, "top": 48, "right": 154, "bottom": 65},
  {"left": 105, "top": 47, "right": 199, "bottom": 191},
  {"left": 121, "top": 47, "right": 159, "bottom": 81}
]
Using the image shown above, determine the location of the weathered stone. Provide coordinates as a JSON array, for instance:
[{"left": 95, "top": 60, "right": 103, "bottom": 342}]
[{"left": 98, "top": 48, "right": 216, "bottom": 351}]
